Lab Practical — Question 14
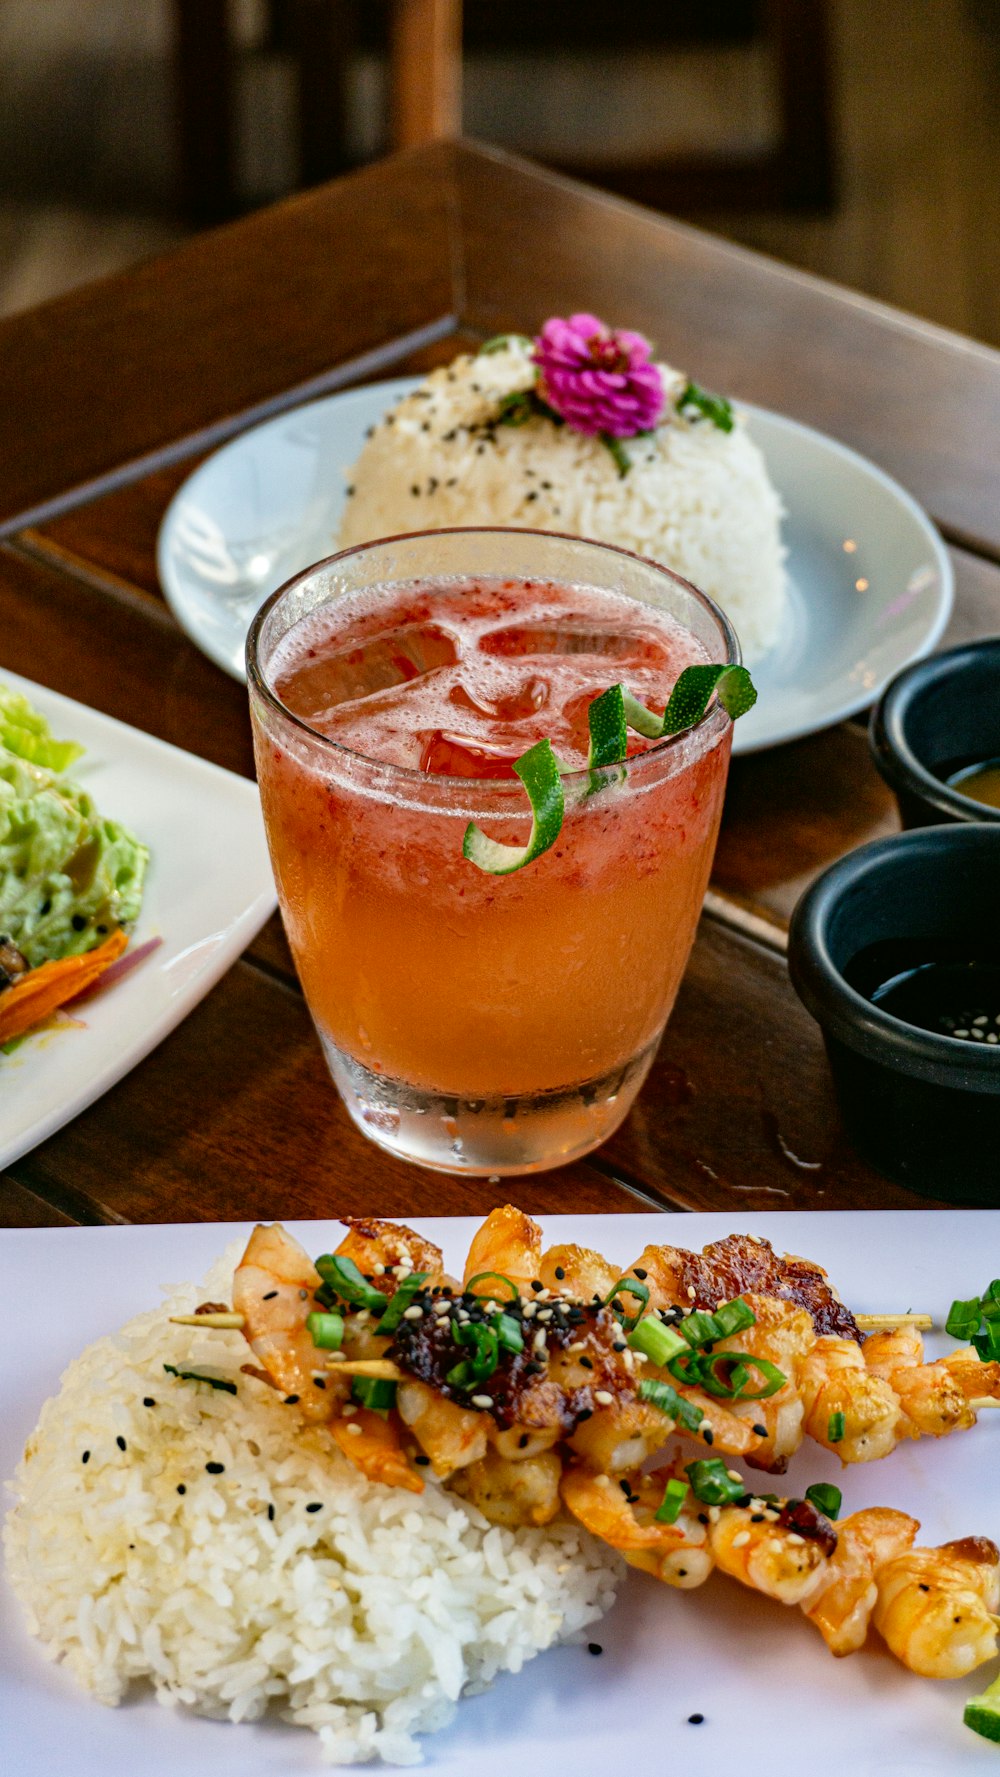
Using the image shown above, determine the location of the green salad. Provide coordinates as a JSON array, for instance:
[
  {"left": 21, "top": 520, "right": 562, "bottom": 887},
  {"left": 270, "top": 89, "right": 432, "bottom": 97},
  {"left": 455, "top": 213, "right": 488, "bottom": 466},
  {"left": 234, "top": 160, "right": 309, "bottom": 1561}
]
[{"left": 0, "top": 684, "right": 148, "bottom": 1028}]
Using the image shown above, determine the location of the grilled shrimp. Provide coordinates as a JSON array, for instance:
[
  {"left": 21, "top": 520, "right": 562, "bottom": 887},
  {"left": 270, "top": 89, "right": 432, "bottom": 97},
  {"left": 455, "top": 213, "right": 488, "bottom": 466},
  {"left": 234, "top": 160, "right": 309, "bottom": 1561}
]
[
  {"left": 232, "top": 1222, "right": 332, "bottom": 1422},
  {"left": 335, "top": 1216, "right": 447, "bottom": 1286},
  {"left": 449, "top": 1444, "right": 563, "bottom": 1527},
  {"left": 802, "top": 1508, "right": 918, "bottom": 1655},
  {"left": 538, "top": 1242, "right": 619, "bottom": 1303},
  {"left": 560, "top": 1467, "right": 712, "bottom": 1587},
  {"left": 709, "top": 1496, "right": 836, "bottom": 1606},
  {"left": 861, "top": 1329, "right": 975, "bottom": 1440},
  {"left": 799, "top": 1336, "right": 902, "bottom": 1462},
  {"left": 329, "top": 1406, "right": 423, "bottom": 1494},
  {"left": 463, "top": 1205, "right": 542, "bottom": 1291},
  {"left": 873, "top": 1537, "right": 1000, "bottom": 1678},
  {"left": 708, "top": 1294, "right": 813, "bottom": 1472},
  {"left": 396, "top": 1378, "right": 488, "bottom": 1477}
]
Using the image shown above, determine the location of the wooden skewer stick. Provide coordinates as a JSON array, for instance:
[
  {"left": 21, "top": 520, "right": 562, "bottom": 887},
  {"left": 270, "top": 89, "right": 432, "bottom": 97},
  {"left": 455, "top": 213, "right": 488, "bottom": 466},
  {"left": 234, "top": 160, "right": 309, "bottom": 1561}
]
[
  {"left": 855, "top": 1313, "right": 933, "bottom": 1331},
  {"left": 969, "top": 1398, "right": 1000, "bottom": 1412},
  {"left": 325, "top": 1358, "right": 402, "bottom": 1380},
  {"left": 169, "top": 1312, "right": 246, "bottom": 1329}
]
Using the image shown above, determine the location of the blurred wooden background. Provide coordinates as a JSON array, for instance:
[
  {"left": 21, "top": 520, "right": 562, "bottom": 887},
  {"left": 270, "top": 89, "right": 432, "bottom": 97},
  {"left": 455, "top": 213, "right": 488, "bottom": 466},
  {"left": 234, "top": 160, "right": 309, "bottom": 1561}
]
[{"left": 1, "top": 0, "right": 998, "bottom": 348}]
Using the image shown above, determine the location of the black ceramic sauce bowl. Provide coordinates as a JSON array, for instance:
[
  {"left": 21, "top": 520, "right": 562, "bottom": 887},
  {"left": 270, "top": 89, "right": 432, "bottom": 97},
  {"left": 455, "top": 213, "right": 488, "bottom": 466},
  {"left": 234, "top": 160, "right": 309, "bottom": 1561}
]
[
  {"left": 870, "top": 638, "right": 1000, "bottom": 827},
  {"left": 788, "top": 827, "right": 1000, "bottom": 1203}
]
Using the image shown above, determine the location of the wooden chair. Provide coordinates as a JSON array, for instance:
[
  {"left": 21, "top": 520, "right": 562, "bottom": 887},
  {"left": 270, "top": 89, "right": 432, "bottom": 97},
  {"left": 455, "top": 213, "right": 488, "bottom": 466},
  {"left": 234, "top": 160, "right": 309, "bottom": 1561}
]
[
  {"left": 172, "top": 1, "right": 832, "bottom": 225},
  {"left": 172, "top": 0, "right": 462, "bottom": 225}
]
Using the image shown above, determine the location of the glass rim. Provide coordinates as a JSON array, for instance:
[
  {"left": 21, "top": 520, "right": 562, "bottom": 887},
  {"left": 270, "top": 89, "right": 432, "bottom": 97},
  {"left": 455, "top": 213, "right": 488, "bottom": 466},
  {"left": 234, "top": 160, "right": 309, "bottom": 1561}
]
[{"left": 245, "top": 525, "right": 741, "bottom": 789}]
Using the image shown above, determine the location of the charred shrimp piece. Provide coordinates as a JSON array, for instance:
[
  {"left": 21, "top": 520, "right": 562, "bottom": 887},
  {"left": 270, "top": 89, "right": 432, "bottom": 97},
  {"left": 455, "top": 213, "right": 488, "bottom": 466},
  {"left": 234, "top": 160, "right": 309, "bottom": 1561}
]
[
  {"left": 625, "top": 1233, "right": 862, "bottom": 1340},
  {"left": 448, "top": 1444, "right": 564, "bottom": 1527},
  {"left": 233, "top": 1222, "right": 332, "bottom": 1422},
  {"left": 799, "top": 1336, "right": 902, "bottom": 1462},
  {"left": 709, "top": 1493, "right": 838, "bottom": 1606},
  {"left": 560, "top": 1467, "right": 713, "bottom": 1588},
  {"left": 329, "top": 1405, "right": 424, "bottom": 1494},
  {"left": 537, "top": 1242, "right": 621, "bottom": 1303},
  {"left": 335, "top": 1216, "right": 447, "bottom": 1288},
  {"left": 462, "top": 1205, "right": 543, "bottom": 1292},
  {"left": 863, "top": 1328, "right": 1000, "bottom": 1438},
  {"left": 873, "top": 1537, "right": 1000, "bottom": 1678},
  {"left": 396, "top": 1378, "right": 488, "bottom": 1477},
  {"left": 803, "top": 1508, "right": 919, "bottom": 1655}
]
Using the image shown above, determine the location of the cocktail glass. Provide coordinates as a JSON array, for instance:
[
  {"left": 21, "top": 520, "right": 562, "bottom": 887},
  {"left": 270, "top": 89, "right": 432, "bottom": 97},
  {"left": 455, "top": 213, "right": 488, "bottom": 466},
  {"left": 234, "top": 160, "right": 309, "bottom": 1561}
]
[{"left": 247, "top": 528, "right": 738, "bottom": 1175}]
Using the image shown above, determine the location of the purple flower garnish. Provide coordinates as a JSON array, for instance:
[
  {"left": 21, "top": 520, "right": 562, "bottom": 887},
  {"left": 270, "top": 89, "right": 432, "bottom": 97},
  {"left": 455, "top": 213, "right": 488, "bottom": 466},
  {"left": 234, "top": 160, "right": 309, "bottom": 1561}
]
[{"left": 532, "top": 313, "right": 665, "bottom": 440}]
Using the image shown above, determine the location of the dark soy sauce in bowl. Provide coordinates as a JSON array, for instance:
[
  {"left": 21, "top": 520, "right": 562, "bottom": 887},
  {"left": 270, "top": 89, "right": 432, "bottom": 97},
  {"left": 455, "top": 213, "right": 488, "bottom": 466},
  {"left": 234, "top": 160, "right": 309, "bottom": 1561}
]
[{"left": 845, "top": 941, "right": 1000, "bottom": 1044}]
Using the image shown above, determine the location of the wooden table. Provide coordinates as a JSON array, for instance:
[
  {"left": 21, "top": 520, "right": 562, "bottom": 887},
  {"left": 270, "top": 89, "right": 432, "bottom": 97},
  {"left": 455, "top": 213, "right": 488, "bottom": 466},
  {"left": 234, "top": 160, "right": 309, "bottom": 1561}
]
[{"left": 2, "top": 140, "right": 999, "bottom": 1231}]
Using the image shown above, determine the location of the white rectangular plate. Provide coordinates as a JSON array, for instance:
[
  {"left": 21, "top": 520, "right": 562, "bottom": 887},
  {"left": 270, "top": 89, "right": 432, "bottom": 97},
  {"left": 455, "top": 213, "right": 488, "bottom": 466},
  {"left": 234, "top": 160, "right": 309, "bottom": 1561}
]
[
  {"left": 2, "top": 1211, "right": 997, "bottom": 1774},
  {"left": 0, "top": 669, "right": 276, "bottom": 1166}
]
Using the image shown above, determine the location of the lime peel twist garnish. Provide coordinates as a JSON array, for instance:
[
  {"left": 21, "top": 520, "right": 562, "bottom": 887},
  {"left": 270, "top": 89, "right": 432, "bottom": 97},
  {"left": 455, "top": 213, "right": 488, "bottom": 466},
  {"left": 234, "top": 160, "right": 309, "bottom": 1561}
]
[
  {"left": 964, "top": 1671, "right": 1000, "bottom": 1743},
  {"left": 463, "top": 663, "right": 757, "bottom": 875}
]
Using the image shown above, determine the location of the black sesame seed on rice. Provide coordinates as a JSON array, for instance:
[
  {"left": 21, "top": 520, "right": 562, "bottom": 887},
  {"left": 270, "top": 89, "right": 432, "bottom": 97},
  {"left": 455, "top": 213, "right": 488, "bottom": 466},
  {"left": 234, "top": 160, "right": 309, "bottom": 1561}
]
[
  {"left": 116, "top": 1436, "right": 127, "bottom": 1452},
  {"left": 206, "top": 1461, "right": 224, "bottom": 1475}
]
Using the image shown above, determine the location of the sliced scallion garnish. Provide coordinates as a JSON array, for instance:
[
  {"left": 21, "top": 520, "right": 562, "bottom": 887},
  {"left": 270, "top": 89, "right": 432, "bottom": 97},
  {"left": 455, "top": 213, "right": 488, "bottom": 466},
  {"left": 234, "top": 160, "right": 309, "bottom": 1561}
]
[
  {"left": 603, "top": 1277, "right": 651, "bottom": 1332},
  {"left": 638, "top": 1376, "right": 705, "bottom": 1434},
  {"left": 306, "top": 1311, "right": 344, "bottom": 1351},
  {"left": 946, "top": 1295, "right": 983, "bottom": 1341},
  {"left": 314, "top": 1254, "right": 388, "bottom": 1314},
  {"left": 163, "top": 1364, "right": 237, "bottom": 1395},
  {"left": 375, "top": 1273, "right": 429, "bottom": 1335},
  {"left": 627, "top": 1316, "right": 688, "bottom": 1367},
  {"left": 947, "top": 1281, "right": 1000, "bottom": 1361},
  {"left": 462, "top": 665, "right": 757, "bottom": 875},
  {"left": 655, "top": 1477, "right": 690, "bottom": 1524},
  {"left": 686, "top": 1351, "right": 786, "bottom": 1402},
  {"left": 709, "top": 1297, "right": 756, "bottom": 1339},
  {"left": 827, "top": 1411, "right": 846, "bottom": 1443},
  {"left": 454, "top": 1320, "right": 500, "bottom": 1381},
  {"left": 494, "top": 1312, "right": 524, "bottom": 1353},
  {"left": 684, "top": 1458, "right": 746, "bottom": 1506},
  {"left": 679, "top": 1309, "right": 724, "bottom": 1350},
  {"left": 466, "top": 1271, "right": 520, "bottom": 1302},
  {"left": 351, "top": 1376, "right": 397, "bottom": 1411},
  {"left": 804, "top": 1482, "right": 842, "bottom": 1519}
]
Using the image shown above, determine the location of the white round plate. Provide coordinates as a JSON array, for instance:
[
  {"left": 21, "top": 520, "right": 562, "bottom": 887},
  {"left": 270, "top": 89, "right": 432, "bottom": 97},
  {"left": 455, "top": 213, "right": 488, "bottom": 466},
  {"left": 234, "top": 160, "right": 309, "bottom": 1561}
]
[{"left": 157, "top": 379, "right": 953, "bottom": 755}]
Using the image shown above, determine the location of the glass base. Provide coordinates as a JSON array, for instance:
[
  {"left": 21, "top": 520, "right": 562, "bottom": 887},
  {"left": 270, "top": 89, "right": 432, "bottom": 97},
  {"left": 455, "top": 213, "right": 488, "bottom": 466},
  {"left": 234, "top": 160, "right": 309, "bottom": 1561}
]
[{"left": 321, "top": 1039, "right": 659, "bottom": 1175}]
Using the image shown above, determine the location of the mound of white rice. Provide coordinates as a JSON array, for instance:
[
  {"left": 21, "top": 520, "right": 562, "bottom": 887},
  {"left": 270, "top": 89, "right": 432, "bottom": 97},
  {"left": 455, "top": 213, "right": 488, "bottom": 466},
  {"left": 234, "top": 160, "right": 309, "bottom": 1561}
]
[
  {"left": 338, "top": 340, "right": 786, "bottom": 662},
  {"left": 3, "top": 1244, "right": 621, "bottom": 1766}
]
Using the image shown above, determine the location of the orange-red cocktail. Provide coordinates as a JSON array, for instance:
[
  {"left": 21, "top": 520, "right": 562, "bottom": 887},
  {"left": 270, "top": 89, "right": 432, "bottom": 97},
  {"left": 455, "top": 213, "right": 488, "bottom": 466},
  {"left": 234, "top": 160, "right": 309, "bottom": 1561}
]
[{"left": 248, "top": 530, "right": 736, "bottom": 1173}]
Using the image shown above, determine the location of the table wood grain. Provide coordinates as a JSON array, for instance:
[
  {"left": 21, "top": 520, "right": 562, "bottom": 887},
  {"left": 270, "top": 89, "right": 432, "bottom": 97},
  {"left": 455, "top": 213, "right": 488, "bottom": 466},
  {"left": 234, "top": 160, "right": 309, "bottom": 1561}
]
[{"left": 1, "top": 140, "right": 995, "bottom": 1230}]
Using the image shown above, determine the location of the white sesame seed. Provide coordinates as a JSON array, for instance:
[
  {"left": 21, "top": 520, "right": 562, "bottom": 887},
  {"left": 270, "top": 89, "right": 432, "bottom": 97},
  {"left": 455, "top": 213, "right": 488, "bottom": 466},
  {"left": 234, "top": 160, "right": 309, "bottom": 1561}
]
[
  {"left": 471, "top": 1394, "right": 493, "bottom": 1410},
  {"left": 345, "top": 1422, "right": 363, "bottom": 1436},
  {"left": 536, "top": 1308, "right": 553, "bottom": 1322},
  {"left": 955, "top": 1029, "right": 970, "bottom": 1038},
  {"left": 622, "top": 1349, "right": 635, "bottom": 1372},
  {"left": 730, "top": 1529, "right": 751, "bottom": 1548},
  {"left": 326, "top": 1351, "right": 346, "bottom": 1363},
  {"left": 787, "top": 1532, "right": 804, "bottom": 1546},
  {"left": 687, "top": 1286, "right": 697, "bottom": 1300},
  {"left": 974, "top": 1016, "right": 989, "bottom": 1026},
  {"left": 402, "top": 1305, "right": 424, "bottom": 1320},
  {"left": 433, "top": 1298, "right": 451, "bottom": 1315},
  {"left": 342, "top": 1403, "right": 357, "bottom": 1417},
  {"left": 726, "top": 1470, "right": 743, "bottom": 1483},
  {"left": 522, "top": 1302, "right": 537, "bottom": 1319},
  {"left": 533, "top": 1330, "right": 548, "bottom": 1353},
  {"left": 566, "top": 1341, "right": 586, "bottom": 1354},
  {"left": 372, "top": 1263, "right": 386, "bottom": 1275},
  {"left": 988, "top": 1033, "right": 998, "bottom": 1044},
  {"left": 594, "top": 1390, "right": 614, "bottom": 1406}
]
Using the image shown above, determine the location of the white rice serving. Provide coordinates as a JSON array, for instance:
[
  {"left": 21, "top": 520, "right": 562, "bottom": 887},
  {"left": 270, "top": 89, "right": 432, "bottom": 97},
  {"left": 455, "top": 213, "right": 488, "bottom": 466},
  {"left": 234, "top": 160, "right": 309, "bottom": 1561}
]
[
  {"left": 3, "top": 1242, "right": 621, "bottom": 1766},
  {"left": 338, "top": 340, "right": 786, "bottom": 662}
]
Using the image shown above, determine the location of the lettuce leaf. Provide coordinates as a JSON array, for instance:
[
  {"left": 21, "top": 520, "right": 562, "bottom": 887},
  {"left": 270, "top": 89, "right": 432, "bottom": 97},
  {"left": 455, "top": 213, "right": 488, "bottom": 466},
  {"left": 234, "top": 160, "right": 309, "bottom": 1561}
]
[{"left": 0, "top": 685, "right": 84, "bottom": 774}]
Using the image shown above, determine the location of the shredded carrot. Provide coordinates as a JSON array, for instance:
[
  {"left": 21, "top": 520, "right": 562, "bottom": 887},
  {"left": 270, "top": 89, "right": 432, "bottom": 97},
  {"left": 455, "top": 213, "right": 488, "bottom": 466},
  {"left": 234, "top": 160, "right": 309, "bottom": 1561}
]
[{"left": 0, "top": 929, "right": 128, "bottom": 1043}]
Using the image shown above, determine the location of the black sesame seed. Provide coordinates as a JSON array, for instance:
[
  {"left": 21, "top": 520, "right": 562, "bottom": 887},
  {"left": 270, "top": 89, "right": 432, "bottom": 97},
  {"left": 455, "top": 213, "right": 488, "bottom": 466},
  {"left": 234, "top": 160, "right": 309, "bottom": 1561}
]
[
  {"left": 588, "top": 1643, "right": 603, "bottom": 1656},
  {"left": 345, "top": 485, "right": 355, "bottom": 496},
  {"left": 518, "top": 1433, "right": 530, "bottom": 1450},
  {"left": 702, "top": 1428, "right": 714, "bottom": 1446},
  {"left": 410, "top": 484, "right": 420, "bottom": 496},
  {"left": 313, "top": 1377, "right": 326, "bottom": 1389},
  {"left": 753, "top": 1423, "right": 767, "bottom": 1436},
  {"left": 530, "top": 1280, "right": 544, "bottom": 1293},
  {"left": 414, "top": 1454, "right": 431, "bottom": 1466},
  {"left": 697, "top": 1513, "right": 709, "bottom": 1526},
  {"left": 525, "top": 491, "right": 537, "bottom": 501},
  {"left": 633, "top": 1268, "right": 648, "bottom": 1280},
  {"left": 576, "top": 1407, "right": 593, "bottom": 1422},
  {"left": 751, "top": 1513, "right": 765, "bottom": 1523},
  {"left": 306, "top": 1502, "right": 323, "bottom": 1513},
  {"left": 71, "top": 914, "right": 87, "bottom": 932},
  {"left": 267, "top": 1503, "right": 275, "bottom": 1520},
  {"left": 285, "top": 1394, "right": 300, "bottom": 1405},
  {"left": 554, "top": 1266, "right": 565, "bottom": 1280},
  {"left": 116, "top": 1436, "right": 127, "bottom": 1452},
  {"left": 177, "top": 1484, "right": 186, "bottom": 1495},
  {"left": 619, "top": 1479, "right": 631, "bottom": 1495},
  {"left": 205, "top": 1461, "right": 224, "bottom": 1475},
  {"left": 143, "top": 1397, "right": 156, "bottom": 1408},
  {"left": 262, "top": 1291, "right": 278, "bottom": 1301},
  {"left": 688, "top": 1712, "right": 705, "bottom": 1725},
  {"left": 612, "top": 1341, "right": 627, "bottom": 1353},
  {"left": 579, "top": 1356, "right": 594, "bottom": 1370},
  {"left": 81, "top": 1450, "right": 90, "bottom": 1464}
]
